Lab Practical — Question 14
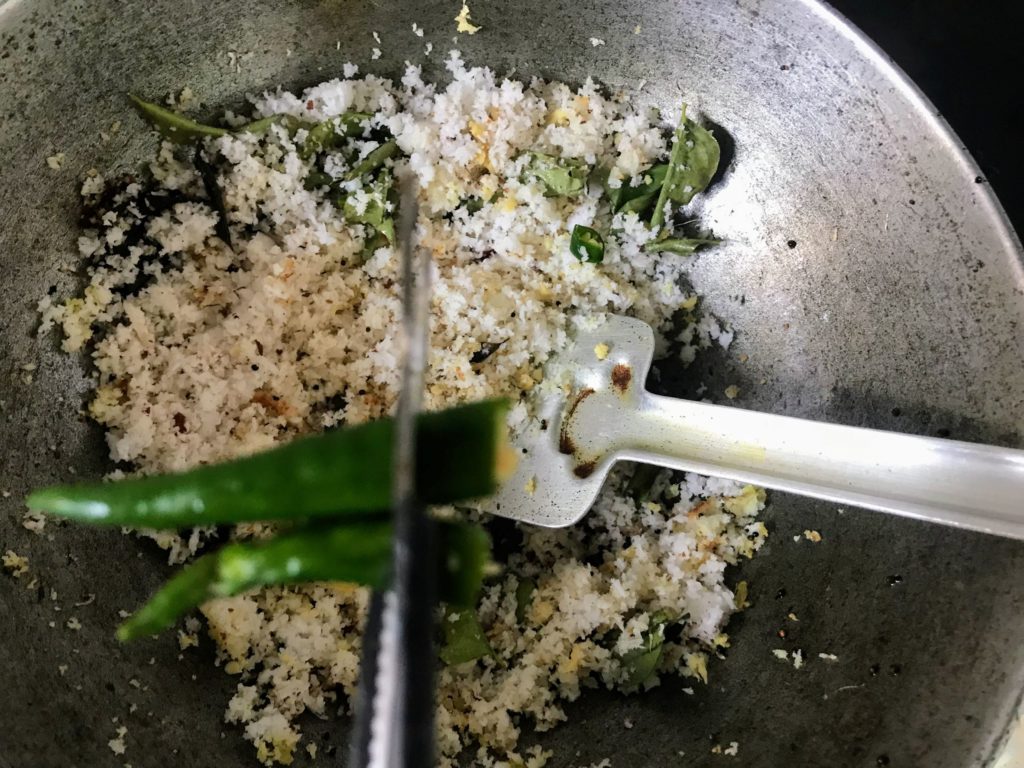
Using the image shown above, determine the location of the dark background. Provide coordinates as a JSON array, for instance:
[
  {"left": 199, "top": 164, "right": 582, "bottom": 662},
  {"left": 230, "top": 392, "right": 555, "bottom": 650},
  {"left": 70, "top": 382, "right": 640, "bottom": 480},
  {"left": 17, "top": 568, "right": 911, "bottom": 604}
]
[{"left": 831, "top": 0, "right": 1023, "bottom": 236}]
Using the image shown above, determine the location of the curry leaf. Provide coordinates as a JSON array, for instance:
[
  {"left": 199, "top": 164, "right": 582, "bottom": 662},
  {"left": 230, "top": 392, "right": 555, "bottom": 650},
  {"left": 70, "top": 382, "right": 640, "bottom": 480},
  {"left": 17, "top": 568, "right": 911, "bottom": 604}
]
[
  {"left": 644, "top": 237, "right": 721, "bottom": 256},
  {"left": 625, "top": 463, "right": 661, "bottom": 502},
  {"left": 650, "top": 106, "right": 721, "bottom": 230},
  {"left": 462, "top": 196, "right": 486, "bottom": 215},
  {"left": 619, "top": 610, "right": 676, "bottom": 687},
  {"left": 359, "top": 230, "right": 391, "bottom": 262},
  {"left": 522, "top": 152, "right": 589, "bottom": 197},
  {"left": 664, "top": 120, "right": 720, "bottom": 205},
  {"left": 608, "top": 164, "right": 668, "bottom": 217}
]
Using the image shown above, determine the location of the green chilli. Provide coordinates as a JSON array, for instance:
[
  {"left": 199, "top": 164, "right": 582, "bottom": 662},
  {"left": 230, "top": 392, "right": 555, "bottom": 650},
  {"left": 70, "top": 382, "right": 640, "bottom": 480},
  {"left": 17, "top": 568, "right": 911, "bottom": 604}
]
[
  {"left": 644, "top": 237, "right": 720, "bottom": 256},
  {"left": 570, "top": 224, "right": 605, "bottom": 264},
  {"left": 28, "top": 399, "right": 510, "bottom": 528},
  {"left": 118, "top": 520, "right": 492, "bottom": 641}
]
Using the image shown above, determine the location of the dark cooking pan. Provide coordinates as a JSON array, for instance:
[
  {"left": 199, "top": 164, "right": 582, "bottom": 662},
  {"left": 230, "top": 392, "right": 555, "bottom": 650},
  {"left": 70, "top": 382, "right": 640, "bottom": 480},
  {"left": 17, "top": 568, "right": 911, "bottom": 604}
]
[{"left": 1, "top": 0, "right": 1021, "bottom": 765}]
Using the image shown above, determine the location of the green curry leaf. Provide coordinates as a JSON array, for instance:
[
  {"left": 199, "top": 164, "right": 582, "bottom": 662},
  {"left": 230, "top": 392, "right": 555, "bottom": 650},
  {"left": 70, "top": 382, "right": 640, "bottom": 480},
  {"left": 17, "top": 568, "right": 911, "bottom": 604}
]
[
  {"left": 608, "top": 164, "right": 668, "bottom": 217},
  {"left": 644, "top": 237, "right": 721, "bottom": 256},
  {"left": 651, "top": 106, "right": 721, "bottom": 230},
  {"left": 522, "top": 152, "right": 589, "bottom": 197},
  {"left": 619, "top": 610, "right": 677, "bottom": 687}
]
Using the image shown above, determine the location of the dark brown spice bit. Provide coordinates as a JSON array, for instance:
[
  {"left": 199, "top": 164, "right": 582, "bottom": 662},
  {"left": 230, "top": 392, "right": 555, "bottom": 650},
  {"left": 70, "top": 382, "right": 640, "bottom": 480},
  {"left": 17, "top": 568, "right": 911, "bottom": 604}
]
[
  {"left": 611, "top": 363, "right": 632, "bottom": 393},
  {"left": 470, "top": 340, "right": 504, "bottom": 364},
  {"left": 172, "top": 413, "right": 187, "bottom": 434},
  {"left": 250, "top": 389, "right": 293, "bottom": 417},
  {"left": 573, "top": 461, "right": 596, "bottom": 479}
]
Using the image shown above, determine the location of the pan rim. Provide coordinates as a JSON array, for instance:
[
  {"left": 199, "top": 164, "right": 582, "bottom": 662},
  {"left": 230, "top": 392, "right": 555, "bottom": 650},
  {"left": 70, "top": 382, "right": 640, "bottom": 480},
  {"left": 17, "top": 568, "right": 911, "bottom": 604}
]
[
  {"left": 799, "top": 0, "right": 1024, "bottom": 283},
  {"left": 799, "top": 1, "right": 1024, "bottom": 761}
]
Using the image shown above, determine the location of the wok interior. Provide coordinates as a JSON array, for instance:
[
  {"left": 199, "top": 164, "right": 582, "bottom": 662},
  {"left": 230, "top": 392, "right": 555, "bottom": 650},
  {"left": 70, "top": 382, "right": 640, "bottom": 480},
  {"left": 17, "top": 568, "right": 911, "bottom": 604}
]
[{"left": 1, "top": 0, "right": 1022, "bottom": 765}]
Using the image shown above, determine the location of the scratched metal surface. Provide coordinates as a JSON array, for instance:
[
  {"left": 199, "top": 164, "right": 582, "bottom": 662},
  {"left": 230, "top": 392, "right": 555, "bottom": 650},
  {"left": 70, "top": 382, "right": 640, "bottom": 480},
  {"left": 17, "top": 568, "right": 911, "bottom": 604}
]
[{"left": 0, "top": 0, "right": 1022, "bottom": 766}]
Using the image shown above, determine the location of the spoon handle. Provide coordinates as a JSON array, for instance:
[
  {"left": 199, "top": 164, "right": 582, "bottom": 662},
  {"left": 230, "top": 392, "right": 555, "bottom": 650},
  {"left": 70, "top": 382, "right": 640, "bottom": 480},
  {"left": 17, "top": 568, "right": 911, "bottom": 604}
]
[{"left": 615, "top": 393, "right": 1024, "bottom": 539}]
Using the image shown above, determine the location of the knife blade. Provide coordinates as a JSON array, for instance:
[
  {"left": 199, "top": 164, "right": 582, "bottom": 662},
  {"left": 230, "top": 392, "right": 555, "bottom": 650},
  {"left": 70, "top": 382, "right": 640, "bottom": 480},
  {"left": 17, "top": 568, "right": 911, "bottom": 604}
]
[{"left": 350, "top": 175, "right": 435, "bottom": 768}]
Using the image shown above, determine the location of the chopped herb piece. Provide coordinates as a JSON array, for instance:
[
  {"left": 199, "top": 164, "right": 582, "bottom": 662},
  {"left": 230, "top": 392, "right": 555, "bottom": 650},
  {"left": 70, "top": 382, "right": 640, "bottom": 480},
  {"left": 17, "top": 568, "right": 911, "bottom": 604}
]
[
  {"left": 463, "top": 196, "right": 485, "bottom": 215},
  {"left": 359, "top": 230, "right": 391, "bottom": 261}
]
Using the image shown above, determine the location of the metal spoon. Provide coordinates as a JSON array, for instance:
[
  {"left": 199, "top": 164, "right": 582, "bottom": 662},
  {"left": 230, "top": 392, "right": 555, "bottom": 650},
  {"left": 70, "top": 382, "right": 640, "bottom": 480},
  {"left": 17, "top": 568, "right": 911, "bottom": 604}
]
[{"left": 487, "top": 315, "right": 1024, "bottom": 539}]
